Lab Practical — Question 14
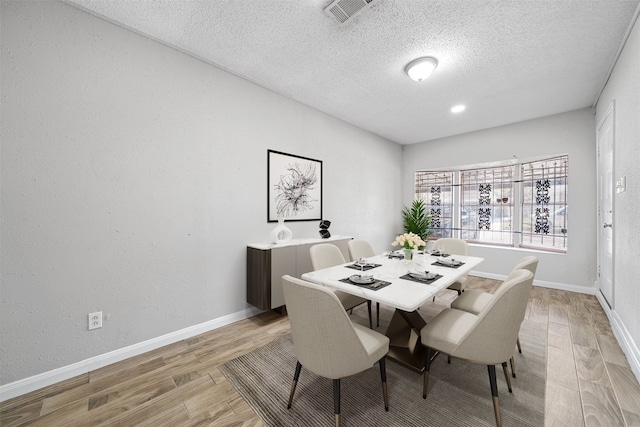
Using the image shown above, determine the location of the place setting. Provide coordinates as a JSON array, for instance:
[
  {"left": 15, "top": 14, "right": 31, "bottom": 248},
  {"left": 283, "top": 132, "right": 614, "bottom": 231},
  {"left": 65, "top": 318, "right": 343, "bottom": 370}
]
[
  {"left": 399, "top": 269, "right": 442, "bottom": 284},
  {"left": 345, "top": 257, "right": 382, "bottom": 271},
  {"left": 339, "top": 273, "right": 392, "bottom": 290},
  {"left": 429, "top": 248, "right": 450, "bottom": 257},
  {"left": 385, "top": 250, "right": 405, "bottom": 259},
  {"left": 431, "top": 257, "right": 465, "bottom": 268}
]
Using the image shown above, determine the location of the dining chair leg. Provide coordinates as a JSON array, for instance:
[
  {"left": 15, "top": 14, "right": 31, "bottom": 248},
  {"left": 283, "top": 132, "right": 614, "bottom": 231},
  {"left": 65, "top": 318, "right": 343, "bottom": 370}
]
[
  {"left": 367, "top": 300, "right": 373, "bottom": 329},
  {"left": 287, "top": 362, "right": 302, "bottom": 409},
  {"left": 517, "top": 335, "right": 522, "bottom": 353},
  {"left": 379, "top": 357, "right": 389, "bottom": 411},
  {"left": 501, "top": 361, "right": 512, "bottom": 393},
  {"left": 376, "top": 302, "right": 380, "bottom": 327},
  {"left": 510, "top": 356, "right": 516, "bottom": 378},
  {"left": 333, "top": 379, "right": 341, "bottom": 427},
  {"left": 488, "top": 365, "right": 502, "bottom": 427},
  {"left": 423, "top": 347, "right": 432, "bottom": 399}
]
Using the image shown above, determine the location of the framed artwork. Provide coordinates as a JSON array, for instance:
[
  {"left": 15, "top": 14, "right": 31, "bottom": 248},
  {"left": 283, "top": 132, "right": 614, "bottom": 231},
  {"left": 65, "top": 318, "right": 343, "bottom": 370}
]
[{"left": 268, "top": 150, "right": 323, "bottom": 222}]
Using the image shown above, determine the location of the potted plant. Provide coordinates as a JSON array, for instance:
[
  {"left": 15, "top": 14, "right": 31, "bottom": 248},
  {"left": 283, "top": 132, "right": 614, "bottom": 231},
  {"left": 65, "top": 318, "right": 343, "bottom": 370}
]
[{"left": 401, "top": 199, "right": 432, "bottom": 246}]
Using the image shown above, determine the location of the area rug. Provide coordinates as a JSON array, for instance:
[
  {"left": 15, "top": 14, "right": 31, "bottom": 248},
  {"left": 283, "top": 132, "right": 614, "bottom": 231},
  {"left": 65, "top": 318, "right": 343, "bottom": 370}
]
[{"left": 220, "top": 321, "right": 545, "bottom": 426}]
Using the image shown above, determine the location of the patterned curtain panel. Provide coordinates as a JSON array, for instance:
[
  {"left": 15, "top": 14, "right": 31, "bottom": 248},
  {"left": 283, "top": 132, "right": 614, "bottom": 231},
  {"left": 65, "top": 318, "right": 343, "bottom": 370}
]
[
  {"left": 478, "top": 183, "right": 492, "bottom": 230},
  {"left": 535, "top": 179, "right": 551, "bottom": 234},
  {"left": 430, "top": 186, "right": 441, "bottom": 228}
]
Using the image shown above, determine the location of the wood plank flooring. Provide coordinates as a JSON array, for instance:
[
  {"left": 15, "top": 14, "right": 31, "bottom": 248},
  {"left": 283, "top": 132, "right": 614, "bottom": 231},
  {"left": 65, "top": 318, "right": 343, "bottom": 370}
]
[{"left": 2, "top": 277, "right": 639, "bottom": 426}]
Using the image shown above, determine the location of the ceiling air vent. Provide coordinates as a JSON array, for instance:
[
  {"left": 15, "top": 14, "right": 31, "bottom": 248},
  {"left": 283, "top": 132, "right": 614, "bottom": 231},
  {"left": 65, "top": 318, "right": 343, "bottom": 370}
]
[{"left": 324, "top": 0, "right": 377, "bottom": 25}]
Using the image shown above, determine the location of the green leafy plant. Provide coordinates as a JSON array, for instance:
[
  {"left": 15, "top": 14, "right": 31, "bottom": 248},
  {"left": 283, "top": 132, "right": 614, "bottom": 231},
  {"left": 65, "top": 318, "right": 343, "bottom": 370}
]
[{"left": 401, "top": 199, "right": 432, "bottom": 243}]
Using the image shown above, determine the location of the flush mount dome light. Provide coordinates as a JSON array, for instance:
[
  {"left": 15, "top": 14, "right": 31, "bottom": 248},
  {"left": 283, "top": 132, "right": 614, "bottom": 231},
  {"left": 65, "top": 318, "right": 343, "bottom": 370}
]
[
  {"left": 451, "top": 105, "right": 466, "bottom": 113},
  {"left": 405, "top": 57, "right": 438, "bottom": 82}
]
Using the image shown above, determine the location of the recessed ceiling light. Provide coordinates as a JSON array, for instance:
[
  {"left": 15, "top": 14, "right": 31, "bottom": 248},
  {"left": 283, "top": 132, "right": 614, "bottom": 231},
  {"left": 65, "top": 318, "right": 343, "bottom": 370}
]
[
  {"left": 405, "top": 57, "right": 438, "bottom": 82},
  {"left": 451, "top": 105, "right": 466, "bottom": 113}
]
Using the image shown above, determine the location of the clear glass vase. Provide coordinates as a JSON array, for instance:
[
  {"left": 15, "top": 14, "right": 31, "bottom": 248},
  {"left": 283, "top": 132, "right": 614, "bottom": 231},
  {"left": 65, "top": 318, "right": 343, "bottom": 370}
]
[{"left": 403, "top": 248, "right": 416, "bottom": 263}]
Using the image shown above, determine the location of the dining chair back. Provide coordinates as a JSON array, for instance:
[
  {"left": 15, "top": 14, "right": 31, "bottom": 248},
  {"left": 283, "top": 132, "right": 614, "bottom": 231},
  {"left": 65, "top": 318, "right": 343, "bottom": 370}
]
[
  {"left": 451, "top": 269, "right": 533, "bottom": 363},
  {"left": 347, "top": 239, "right": 376, "bottom": 260},
  {"left": 433, "top": 238, "right": 469, "bottom": 257},
  {"left": 452, "top": 256, "right": 538, "bottom": 315},
  {"left": 310, "top": 243, "right": 347, "bottom": 270},
  {"left": 309, "top": 243, "right": 373, "bottom": 328},
  {"left": 420, "top": 269, "right": 534, "bottom": 427},
  {"left": 512, "top": 255, "right": 538, "bottom": 276},
  {"left": 450, "top": 255, "right": 539, "bottom": 374},
  {"left": 283, "top": 275, "right": 390, "bottom": 426}
]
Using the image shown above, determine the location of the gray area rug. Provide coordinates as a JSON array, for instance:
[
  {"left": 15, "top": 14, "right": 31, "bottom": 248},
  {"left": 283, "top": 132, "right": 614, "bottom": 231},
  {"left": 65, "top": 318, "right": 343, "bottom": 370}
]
[{"left": 220, "top": 321, "right": 545, "bottom": 426}]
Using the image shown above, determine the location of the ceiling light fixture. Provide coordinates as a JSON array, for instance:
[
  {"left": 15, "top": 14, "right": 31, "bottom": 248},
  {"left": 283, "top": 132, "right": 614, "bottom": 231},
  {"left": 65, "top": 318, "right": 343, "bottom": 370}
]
[
  {"left": 405, "top": 57, "right": 438, "bottom": 82},
  {"left": 451, "top": 105, "right": 466, "bottom": 113}
]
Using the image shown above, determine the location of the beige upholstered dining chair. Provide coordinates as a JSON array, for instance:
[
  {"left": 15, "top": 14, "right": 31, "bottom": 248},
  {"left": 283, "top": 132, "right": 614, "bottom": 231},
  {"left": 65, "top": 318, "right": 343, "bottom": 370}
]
[
  {"left": 282, "top": 275, "right": 390, "bottom": 427},
  {"left": 420, "top": 269, "right": 534, "bottom": 427},
  {"left": 347, "top": 239, "right": 381, "bottom": 327},
  {"left": 432, "top": 238, "right": 469, "bottom": 296},
  {"left": 310, "top": 243, "right": 374, "bottom": 329},
  {"left": 451, "top": 255, "right": 539, "bottom": 377}
]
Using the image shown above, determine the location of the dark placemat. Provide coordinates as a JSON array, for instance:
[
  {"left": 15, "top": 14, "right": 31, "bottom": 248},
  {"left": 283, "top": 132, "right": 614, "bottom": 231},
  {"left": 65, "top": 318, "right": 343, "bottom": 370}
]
[
  {"left": 339, "top": 276, "right": 391, "bottom": 291},
  {"left": 431, "top": 261, "right": 465, "bottom": 269},
  {"left": 430, "top": 253, "right": 450, "bottom": 257},
  {"left": 345, "top": 263, "right": 381, "bottom": 271},
  {"left": 399, "top": 273, "right": 443, "bottom": 284}
]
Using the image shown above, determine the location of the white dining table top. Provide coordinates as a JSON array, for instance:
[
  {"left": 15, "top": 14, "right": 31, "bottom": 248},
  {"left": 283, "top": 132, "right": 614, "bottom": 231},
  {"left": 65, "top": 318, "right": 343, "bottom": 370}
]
[{"left": 301, "top": 252, "right": 484, "bottom": 312}]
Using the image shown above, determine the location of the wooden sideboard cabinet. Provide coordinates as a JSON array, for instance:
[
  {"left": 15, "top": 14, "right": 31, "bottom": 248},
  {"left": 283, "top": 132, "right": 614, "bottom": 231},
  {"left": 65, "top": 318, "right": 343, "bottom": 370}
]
[{"left": 246, "top": 236, "right": 352, "bottom": 310}]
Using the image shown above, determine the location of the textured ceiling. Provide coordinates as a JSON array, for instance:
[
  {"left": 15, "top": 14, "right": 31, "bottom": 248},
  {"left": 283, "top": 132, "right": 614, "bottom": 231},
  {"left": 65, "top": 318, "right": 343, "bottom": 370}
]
[{"left": 65, "top": 0, "right": 639, "bottom": 144}]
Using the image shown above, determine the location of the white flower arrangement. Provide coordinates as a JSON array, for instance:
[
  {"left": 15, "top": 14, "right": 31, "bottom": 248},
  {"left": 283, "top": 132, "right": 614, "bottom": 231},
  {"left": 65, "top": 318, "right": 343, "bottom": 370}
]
[{"left": 391, "top": 232, "right": 426, "bottom": 250}]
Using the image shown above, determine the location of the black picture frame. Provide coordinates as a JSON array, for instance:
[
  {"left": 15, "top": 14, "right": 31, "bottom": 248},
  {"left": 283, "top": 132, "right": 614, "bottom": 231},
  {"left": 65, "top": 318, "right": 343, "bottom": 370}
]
[{"left": 267, "top": 150, "right": 323, "bottom": 222}]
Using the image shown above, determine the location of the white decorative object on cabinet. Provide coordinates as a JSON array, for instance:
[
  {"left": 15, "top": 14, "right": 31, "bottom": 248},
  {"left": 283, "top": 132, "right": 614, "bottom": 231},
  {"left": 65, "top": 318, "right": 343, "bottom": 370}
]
[{"left": 269, "top": 217, "right": 293, "bottom": 243}]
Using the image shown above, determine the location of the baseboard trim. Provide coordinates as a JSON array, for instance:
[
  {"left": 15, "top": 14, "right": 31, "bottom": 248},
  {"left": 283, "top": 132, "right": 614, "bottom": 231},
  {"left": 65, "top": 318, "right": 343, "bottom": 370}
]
[
  {"left": 0, "top": 306, "right": 264, "bottom": 402},
  {"left": 470, "top": 270, "right": 597, "bottom": 295},
  {"left": 595, "top": 291, "right": 640, "bottom": 383}
]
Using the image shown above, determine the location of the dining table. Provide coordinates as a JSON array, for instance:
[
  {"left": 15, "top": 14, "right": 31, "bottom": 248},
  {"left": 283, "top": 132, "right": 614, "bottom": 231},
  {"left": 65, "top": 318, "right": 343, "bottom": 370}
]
[{"left": 301, "top": 250, "right": 484, "bottom": 372}]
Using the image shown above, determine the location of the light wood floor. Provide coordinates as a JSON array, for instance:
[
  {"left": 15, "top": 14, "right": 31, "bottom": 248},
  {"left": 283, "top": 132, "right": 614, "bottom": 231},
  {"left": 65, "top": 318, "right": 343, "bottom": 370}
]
[{"left": 2, "top": 277, "right": 639, "bottom": 426}]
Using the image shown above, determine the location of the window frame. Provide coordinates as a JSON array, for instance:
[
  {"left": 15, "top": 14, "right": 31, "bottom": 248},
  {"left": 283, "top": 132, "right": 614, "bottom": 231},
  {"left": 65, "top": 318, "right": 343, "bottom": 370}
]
[{"left": 415, "top": 154, "right": 568, "bottom": 254}]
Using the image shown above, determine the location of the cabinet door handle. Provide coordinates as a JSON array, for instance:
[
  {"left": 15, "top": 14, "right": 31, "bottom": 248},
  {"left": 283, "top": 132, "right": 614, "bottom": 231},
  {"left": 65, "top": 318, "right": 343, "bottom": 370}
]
[{"left": 603, "top": 223, "right": 612, "bottom": 228}]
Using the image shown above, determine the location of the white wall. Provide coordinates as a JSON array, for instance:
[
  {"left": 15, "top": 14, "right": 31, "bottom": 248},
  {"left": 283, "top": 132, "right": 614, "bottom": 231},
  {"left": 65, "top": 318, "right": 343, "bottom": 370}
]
[
  {"left": 0, "top": 0, "right": 402, "bottom": 387},
  {"left": 403, "top": 109, "right": 597, "bottom": 290},
  {"left": 595, "top": 13, "right": 640, "bottom": 377}
]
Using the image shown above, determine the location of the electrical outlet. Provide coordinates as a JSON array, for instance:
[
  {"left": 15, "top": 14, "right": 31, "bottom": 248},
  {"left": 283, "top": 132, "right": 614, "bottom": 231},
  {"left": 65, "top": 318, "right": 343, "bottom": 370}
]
[{"left": 88, "top": 311, "right": 102, "bottom": 330}]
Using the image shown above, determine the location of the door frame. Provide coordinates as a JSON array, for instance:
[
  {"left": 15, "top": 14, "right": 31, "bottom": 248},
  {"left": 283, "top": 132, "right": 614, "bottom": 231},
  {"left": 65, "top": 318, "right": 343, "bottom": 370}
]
[{"left": 596, "top": 101, "right": 615, "bottom": 307}]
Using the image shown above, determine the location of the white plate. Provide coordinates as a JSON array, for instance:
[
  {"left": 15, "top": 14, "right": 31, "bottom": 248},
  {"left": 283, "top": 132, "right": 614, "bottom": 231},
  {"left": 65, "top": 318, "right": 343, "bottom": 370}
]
[{"left": 350, "top": 275, "right": 375, "bottom": 284}]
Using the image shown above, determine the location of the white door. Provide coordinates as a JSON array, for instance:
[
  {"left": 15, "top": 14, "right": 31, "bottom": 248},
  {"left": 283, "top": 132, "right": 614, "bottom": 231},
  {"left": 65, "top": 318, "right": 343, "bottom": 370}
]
[{"left": 597, "top": 103, "right": 614, "bottom": 307}]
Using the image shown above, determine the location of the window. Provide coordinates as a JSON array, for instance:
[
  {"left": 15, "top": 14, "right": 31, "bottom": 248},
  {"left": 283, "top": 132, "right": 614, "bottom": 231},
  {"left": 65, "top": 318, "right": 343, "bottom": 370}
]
[
  {"left": 415, "top": 171, "right": 453, "bottom": 238},
  {"left": 520, "top": 156, "right": 568, "bottom": 251},
  {"left": 415, "top": 155, "right": 568, "bottom": 253},
  {"left": 460, "top": 165, "right": 514, "bottom": 246}
]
